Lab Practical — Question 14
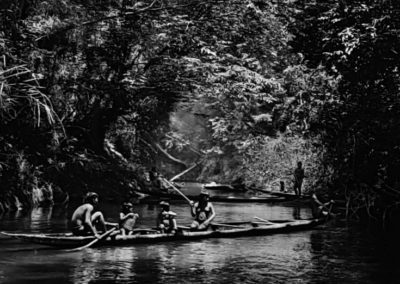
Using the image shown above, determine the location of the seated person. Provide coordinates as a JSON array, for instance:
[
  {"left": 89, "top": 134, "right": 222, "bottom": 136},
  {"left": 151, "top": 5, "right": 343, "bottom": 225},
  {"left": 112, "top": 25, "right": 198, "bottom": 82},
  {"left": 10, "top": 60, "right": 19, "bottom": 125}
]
[
  {"left": 70, "top": 192, "right": 107, "bottom": 238},
  {"left": 311, "top": 192, "right": 335, "bottom": 218},
  {"left": 190, "top": 188, "right": 216, "bottom": 230},
  {"left": 119, "top": 202, "right": 139, "bottom": 236},
  {"left": 157, "top": 201, "right": 178, "bottom": 234}
]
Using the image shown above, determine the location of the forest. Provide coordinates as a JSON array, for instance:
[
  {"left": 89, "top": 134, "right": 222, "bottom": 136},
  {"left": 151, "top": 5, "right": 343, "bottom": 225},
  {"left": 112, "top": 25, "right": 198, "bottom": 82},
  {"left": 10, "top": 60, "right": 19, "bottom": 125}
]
[{"left": 1, "top": 0, "right": 400, "bottom": 226}]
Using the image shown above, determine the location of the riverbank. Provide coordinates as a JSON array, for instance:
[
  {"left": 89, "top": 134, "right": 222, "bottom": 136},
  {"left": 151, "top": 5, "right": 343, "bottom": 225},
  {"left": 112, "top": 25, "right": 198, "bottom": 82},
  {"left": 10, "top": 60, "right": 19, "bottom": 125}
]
[{"left": 0, "top": 154, "right": 145, "bottom": 214}]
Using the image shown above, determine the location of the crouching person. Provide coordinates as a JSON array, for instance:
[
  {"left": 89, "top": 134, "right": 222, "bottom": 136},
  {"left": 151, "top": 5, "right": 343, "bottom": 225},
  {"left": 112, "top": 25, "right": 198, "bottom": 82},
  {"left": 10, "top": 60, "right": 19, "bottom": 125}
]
[{"left": 70, "top": 192, "right": 107, "bottom": 238}]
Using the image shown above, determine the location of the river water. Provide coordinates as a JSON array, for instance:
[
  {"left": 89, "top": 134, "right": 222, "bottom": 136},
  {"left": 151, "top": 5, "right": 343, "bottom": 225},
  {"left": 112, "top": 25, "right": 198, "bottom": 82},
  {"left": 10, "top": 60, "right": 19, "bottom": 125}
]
[{"left": 0, "top": 201, "right": 399, "bottom": 283}]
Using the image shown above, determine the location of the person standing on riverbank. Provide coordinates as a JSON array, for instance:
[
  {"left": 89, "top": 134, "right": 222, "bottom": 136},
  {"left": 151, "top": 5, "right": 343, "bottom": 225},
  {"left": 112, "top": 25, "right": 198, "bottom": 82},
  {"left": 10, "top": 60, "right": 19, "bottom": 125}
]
[
  {"left": 70, "top": 192, "right": 107, "bottom": 238},
  {"left": 293, "top": 161, "right": 305, "bottom": 196},
  {"left": 190, "top": 188, "right": 216, "bottom": 230}
]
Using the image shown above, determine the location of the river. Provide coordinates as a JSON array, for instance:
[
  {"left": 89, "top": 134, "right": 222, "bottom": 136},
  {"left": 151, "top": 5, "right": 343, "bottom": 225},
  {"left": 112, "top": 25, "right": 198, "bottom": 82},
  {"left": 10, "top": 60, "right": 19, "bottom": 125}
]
[{"left": 0, "top": 201, "right": 399, "bottom": 283}]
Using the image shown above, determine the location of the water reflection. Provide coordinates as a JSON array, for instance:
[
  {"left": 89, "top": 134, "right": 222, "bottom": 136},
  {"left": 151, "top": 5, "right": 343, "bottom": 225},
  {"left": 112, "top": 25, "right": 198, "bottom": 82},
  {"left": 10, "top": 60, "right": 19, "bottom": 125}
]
[
  {"left": 63, "top": 232, "right": 324, "bottom": 283},
  {"left": 69, "top": 248, "right": 137, "bottom": 283},
  {"left": 1, "top": 202, "right": 399, "bottom": 283},
  {"left": 292, "top": 206, "right": 301, "bottom": 220},
  {"left": 31, "top": 207, "right": 53, "bottom": 232}
]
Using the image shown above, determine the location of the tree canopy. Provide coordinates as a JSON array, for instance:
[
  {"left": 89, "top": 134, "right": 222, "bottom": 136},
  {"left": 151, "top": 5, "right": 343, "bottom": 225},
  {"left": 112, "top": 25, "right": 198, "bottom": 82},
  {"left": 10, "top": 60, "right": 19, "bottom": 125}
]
[{"left": 1, "top": 0, "right": 400, "bottom": 223}]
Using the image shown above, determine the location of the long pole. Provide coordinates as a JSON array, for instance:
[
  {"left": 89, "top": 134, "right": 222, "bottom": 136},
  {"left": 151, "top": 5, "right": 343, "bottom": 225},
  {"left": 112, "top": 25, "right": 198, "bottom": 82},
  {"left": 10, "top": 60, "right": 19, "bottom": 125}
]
[
  {"left": 163, "top": 178, "right": 192, "bottom": 205},
  {"left": 66, "top": 227, "right": 117, "bottom": 252},
  {"left": 253, "top": 216, "right": 275, "bottom": 224}
]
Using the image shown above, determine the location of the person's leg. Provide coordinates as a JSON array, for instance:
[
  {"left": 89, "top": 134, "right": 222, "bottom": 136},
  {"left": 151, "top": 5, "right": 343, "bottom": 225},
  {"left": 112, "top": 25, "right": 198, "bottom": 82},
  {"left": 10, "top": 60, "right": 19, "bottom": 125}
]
[
  {"left": 171, "top": 219, "right": 177, "bottom": 230},
  {"left": 298, "top": 182, "right": 302, "bottom": 196},
  {"left": 92, "top": 211, "right": 107, "bottom": 232},
  {"left": 190, "top": 220, "right": 200, "bottom": 230},
  {"left": 120, "top": 228, "right": 126, "bottom": 236},
  {"left": 158, "top": 224, "right": 166, "bottom": 233},
  {"left": 72, "top": 226, "right": 87, "bottom": 236},
  {"left": 165, "top": 219, "right": 177, "bottom": 234},
  {"left": 293, "top": 183, "right": 299, "bottom": 196}
]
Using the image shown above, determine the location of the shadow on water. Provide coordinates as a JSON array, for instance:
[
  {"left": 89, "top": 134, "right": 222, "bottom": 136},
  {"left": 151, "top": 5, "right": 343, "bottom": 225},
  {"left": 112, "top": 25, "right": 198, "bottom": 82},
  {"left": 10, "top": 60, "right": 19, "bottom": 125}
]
[{"left": 308, "top": 222, "right": 400, "bottom": 284}]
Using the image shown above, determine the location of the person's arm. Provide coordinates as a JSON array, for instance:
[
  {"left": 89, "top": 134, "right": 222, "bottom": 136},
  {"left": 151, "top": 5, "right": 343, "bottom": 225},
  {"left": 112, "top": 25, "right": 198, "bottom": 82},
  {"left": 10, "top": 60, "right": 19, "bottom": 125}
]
[
  {"left": 313, "top": 194, "right": 334, "bottom": 210},
  {"left": 84, "top": 205, "right": 99, "bottom": 238},
  {"left": 322, "top": 200, "right": 335, "bottom": 209},
  {"left": 190, "top": 202, "right": 197, "bottom": 217},
  {"left": 119, "top": 212, "right": 134, "bottom": 222},
  {"left": 171, "top": 218, "right": 177, "bottom": 231},
  {"left": 312, "top": 194, "right": 323, "bottom": 206},
  {"left": 204, "top": 203, "right": 216, "bottom": 225},
  {"left": 119, "top": 212, "right": 125, "bottom": 222}
]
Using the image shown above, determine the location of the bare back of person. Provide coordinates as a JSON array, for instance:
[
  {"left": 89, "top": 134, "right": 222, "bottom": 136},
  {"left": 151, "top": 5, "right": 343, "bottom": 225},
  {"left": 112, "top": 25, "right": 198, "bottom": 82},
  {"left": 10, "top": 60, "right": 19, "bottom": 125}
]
[
  {"left": 71, "top": 203, "right": 98, "bottom": 236},
  {"left": 71, "top": 203, "right": 93, "bottom": 231},
  {"left": 70, "top": 192, "right": 107, "bottom": 237}
]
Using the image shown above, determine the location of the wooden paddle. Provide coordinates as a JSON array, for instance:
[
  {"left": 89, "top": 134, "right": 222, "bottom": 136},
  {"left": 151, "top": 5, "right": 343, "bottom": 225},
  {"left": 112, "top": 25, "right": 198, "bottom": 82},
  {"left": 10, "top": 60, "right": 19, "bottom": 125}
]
[
  {"left": 66, "top": 227, "right": 117, "bottom": 252},
  {"left": 253, "top": 216, "right": 276, "bottom": 225}
]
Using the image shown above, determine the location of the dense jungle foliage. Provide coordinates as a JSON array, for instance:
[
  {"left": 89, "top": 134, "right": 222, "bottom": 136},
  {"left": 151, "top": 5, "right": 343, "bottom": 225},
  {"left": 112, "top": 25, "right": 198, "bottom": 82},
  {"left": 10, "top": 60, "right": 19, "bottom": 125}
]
[{"left": 1, "top": 0, "right": 399, "bottom": 225}]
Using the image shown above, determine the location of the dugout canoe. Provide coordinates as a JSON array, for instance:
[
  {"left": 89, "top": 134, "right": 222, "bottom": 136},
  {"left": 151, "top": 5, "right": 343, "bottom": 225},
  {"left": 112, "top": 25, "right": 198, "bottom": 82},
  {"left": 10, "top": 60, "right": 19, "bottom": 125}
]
[
  {"left": 254, "top": 189, "right": 311, "bottom": 200},
  {"left": 209, "top": 195, "right": 286, "bottom": 203},
  {"left": 203, "top": 182, "right": 235, "bottom": 191},
  {"left": 1, "top": 218, "right": 324, "bottom": 248},
  {"left": 140, "top": 192, "right": 286, "bottom": 203}
]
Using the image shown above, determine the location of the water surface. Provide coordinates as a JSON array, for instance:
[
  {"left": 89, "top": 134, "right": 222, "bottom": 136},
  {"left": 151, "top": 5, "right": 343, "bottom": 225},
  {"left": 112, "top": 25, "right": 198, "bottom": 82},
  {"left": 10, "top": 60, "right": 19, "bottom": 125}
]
[{"left": 0, "top": 201, "right": 398, "bottom": 283}]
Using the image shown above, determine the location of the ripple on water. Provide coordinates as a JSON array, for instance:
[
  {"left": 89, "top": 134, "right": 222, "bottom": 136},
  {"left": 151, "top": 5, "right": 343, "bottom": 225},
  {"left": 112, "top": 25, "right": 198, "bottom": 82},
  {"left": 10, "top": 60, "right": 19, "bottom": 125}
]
[{"left": 1, "top": 202, "right": 400, "bottom": 283}]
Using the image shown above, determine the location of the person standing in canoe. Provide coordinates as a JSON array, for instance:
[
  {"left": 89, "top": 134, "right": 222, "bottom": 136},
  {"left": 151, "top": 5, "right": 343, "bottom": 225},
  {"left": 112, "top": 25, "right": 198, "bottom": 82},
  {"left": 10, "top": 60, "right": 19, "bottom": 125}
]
[
  {"left": 293, "top": 161, "right": 305, "bottom": 196},
  {"left": 119, "top": 202, "right": 139, "bottom": 236},
  {"left": 70, "top": 192, "right": 107, "bottom": 238},
  {"left": 190, "top": 187, "right": 216, "bottom": 230},
  {"left": 157, "top": 201, "right": 178, "bottom": 234}
]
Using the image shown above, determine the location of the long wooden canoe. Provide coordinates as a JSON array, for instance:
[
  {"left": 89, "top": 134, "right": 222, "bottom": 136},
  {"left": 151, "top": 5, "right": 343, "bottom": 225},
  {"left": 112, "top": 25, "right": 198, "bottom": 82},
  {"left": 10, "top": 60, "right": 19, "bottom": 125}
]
[
  {"left": 209, "top": 195, "right": 286, "bottom": 203},
  {"left": 254, "top": 189, "right": 311, "bottom": 200},
  {"left": 1, "top": 218, "right": 324, "bottom": 248},
  {"left": 140, "top": 192, "right": 286, "bottom": 204},
  {"left": 203, "top": 182, "right": 235, "bottom": 191}
]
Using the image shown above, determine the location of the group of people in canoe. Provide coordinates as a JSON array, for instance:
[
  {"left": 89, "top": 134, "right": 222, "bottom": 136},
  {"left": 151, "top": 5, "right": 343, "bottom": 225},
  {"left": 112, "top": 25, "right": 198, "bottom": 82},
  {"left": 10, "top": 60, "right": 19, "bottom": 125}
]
[{"left": 70, "top": 187, "right": 216, "bottom": 238}]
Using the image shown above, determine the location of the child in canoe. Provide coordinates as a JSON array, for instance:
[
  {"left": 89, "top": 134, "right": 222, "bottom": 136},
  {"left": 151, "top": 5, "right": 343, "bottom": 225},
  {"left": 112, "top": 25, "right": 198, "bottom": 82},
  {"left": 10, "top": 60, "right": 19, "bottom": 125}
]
[
  {"left": 157, "top": 201, "right": 178, "bottom": 234},
  {"left": 119, "top": 202, "right": 139, "bottom": 236}
]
